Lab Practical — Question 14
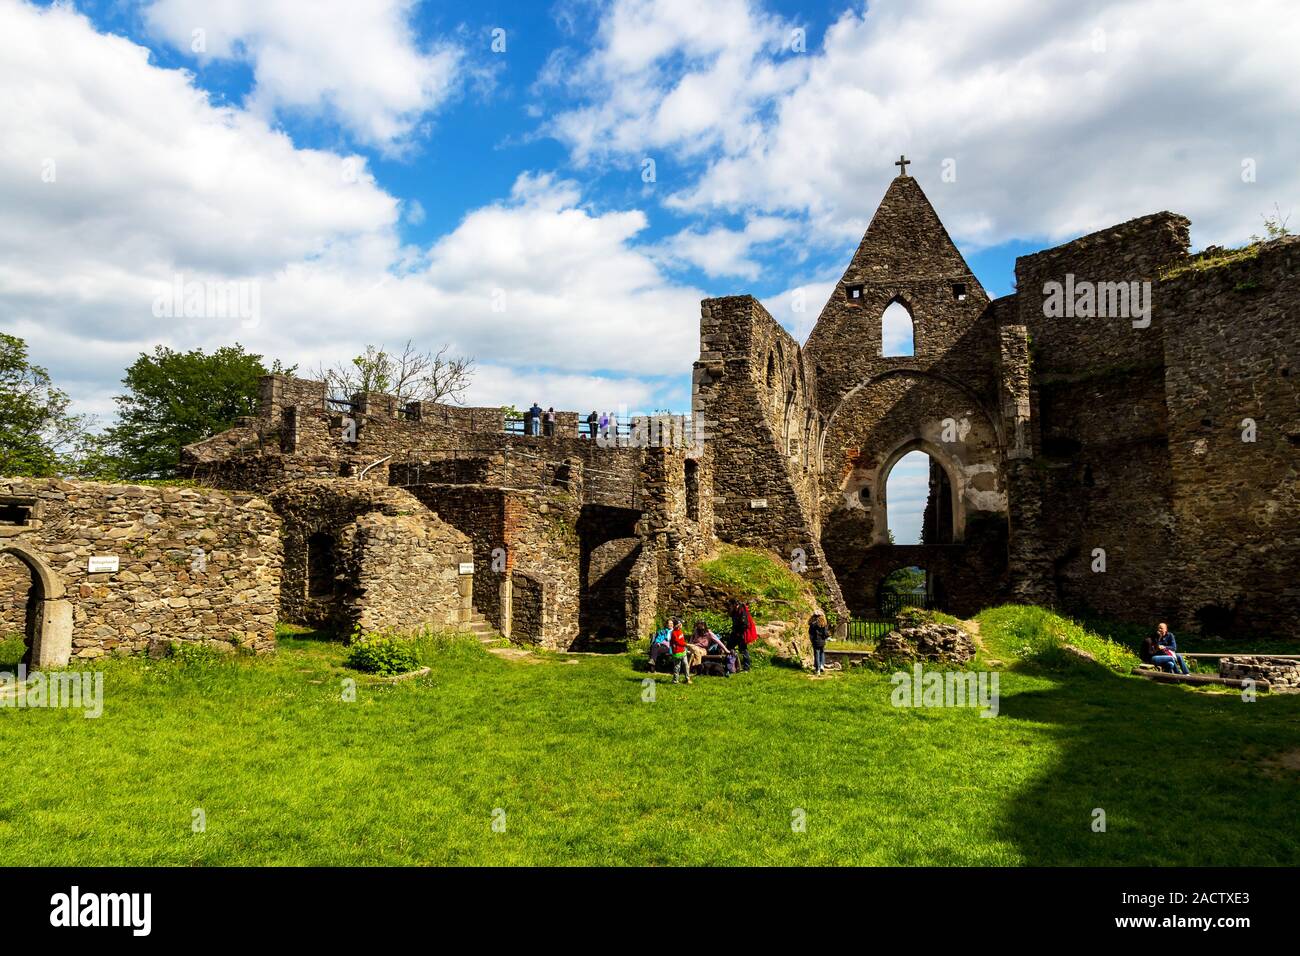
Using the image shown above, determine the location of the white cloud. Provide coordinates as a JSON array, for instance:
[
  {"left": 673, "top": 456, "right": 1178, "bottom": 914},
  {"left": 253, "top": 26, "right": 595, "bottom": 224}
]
[
  {"left": 0, "top": 2, "right": 703, "bottom": 421},
  {"left": 658, "top": 215, "right": 797, "bottom": 279},
  {"left": 142, "top": 0, "right": 463, "bottom": 151},
  {"left": 555, "top": 0, "right": 1300, "bottom": 250},
  {"left": 544, "top": 0, "right": 809, "bottom": 165}
]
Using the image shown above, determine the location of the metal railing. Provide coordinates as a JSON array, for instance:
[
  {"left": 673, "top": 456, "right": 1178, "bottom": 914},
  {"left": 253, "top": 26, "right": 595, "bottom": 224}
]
[{"left": 845, "top": 592, "right": 940, "bottom": 643}]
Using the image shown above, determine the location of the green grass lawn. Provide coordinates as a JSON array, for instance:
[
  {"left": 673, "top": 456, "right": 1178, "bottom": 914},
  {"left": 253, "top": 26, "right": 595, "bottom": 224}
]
[{"left": 1, "top": 607, "right": 1296, "bottom": 866}]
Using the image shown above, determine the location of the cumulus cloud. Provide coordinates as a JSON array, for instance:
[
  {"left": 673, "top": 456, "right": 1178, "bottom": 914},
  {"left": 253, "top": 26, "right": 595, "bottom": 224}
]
[
  {"left": 142, "top": 0, "right": 464, "bottom": 151},
  {"left": 551, "top": 0, "right": 1300, "bottom": 250},
  {"left": 657, "top": 215, "right": 798, "bottom": 279},
  {"left": 543, "top": 0, "right": 809, "bottom": 165},
  {"left": 0, "top": 2, "right": 702, "bottom": 418}
]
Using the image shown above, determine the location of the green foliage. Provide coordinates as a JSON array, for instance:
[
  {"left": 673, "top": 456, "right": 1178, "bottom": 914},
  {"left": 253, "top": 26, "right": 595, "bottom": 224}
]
[
  {"left": 344, "top": 630, "right": 420, "bottom": 676},
  {"left": 1, "top": 620, "right": 1298, "bottom": 865},
  {"left": 0, "top": 333, "right": 88, "bottom": 477},
  {"left": 92, "top": 344, "right": 292, "bottom": 479},
  {"left": 881, "top": 566, "right": 925, "bottom": 598},
  {"left": 976, "top": 605, "right": 1139, "bottom": 673},
  {"left": 409, "top": 628, "right": 491, "bottom": 665},
  {"left": 697, "top": 545, "right": 814, "bottom": 624},
  {"left": 812, "top": 581, "right": 839, "bottom": 630},
  {"left": 0, "top": 633, "right": 25, "bottom": 668},
  {"left": 139, "top": 641, "right": 235, "bottom": 691}
]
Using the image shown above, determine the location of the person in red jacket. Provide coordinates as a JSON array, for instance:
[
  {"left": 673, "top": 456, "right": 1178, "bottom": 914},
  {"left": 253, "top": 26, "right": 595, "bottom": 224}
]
[{"left": 670, "top": 620, "right": 691, "bottom": 684}]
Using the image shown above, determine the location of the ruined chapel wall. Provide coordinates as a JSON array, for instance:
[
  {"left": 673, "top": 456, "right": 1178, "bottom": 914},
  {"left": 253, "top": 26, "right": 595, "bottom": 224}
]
[
  {"left": 694, "top": 295, "right": 847, "bottom": 618},
  {"left": 1159, "top": 237, "right": 1300, "bottom": 635},
  {"left": 1012, "top": 213, "right": 1191, "bottom": 623}
]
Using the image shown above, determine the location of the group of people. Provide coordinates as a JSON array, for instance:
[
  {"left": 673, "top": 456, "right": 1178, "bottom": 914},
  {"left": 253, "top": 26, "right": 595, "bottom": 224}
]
[
  {"left": 1140, "top": 622, "right": 1191, "bottom": 674},
  {"left": 523, "top": 405, "right": 623, "bottom": 441},
  {"left": 648, "top": 598, "right": 755, "bottom": 683},
  {"left": 525, "top": 403, "right": 557, "bottom": 437},
  {"left": 585, "top": 410, "right": 618, "bottom": 440}
]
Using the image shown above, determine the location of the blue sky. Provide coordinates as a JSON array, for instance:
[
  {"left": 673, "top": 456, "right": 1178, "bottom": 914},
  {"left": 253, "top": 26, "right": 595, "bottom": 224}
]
[{"left": 3, "top": 0, "right": 1296, "bottom": 444}]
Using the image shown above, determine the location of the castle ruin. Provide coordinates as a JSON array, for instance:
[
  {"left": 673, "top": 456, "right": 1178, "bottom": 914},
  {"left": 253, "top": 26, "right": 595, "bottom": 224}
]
[{"left": 2, "top": 168, "right": 1295, "bottom": 663}]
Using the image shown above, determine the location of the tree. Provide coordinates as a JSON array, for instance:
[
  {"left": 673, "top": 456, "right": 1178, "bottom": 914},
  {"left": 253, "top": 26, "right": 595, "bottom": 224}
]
[
  {"left": 0, "top": 333, "right": 88, "bottom": 477},
  {"left": 315, "top": 340, "right": 473, "bottom": 406},
  {"left": 98, "top": 344, "right": 292, "bottom": 479}
]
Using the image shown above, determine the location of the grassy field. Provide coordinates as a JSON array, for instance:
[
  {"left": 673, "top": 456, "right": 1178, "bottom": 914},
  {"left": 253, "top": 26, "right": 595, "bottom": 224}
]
[{"left": 1, "top": 607, "right": 1296, "bottom": 866}]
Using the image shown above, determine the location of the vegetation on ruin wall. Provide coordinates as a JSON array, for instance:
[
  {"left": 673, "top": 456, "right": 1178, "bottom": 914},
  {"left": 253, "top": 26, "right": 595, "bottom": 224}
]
[
  {"left": 2, "top": 612, "right": 1297, "bottom": 865},
  {"left": 977, "top": 605, "right": 1139, "bottom": 673},
  {"left": 696, "top": 544, "right": 816, "bottom": 625}
]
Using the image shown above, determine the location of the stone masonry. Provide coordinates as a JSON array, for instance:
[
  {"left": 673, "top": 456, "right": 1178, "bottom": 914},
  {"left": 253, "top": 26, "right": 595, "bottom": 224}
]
[{"left": 699, "top": 167, "right": 1299, "bottom": 637}]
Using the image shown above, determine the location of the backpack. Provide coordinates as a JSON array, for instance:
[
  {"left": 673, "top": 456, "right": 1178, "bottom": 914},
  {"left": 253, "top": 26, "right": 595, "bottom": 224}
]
[{"left": 743, "top": 605, "right": 758, "bottom": 645}]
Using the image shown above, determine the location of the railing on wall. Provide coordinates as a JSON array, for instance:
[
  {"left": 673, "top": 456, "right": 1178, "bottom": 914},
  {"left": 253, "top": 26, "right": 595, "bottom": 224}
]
[
  {"left": 845, "top": 591, "right": 940, "bottom": 643},
  {"left": 505, "top": 416, "right": 633, "bottom": 440}
]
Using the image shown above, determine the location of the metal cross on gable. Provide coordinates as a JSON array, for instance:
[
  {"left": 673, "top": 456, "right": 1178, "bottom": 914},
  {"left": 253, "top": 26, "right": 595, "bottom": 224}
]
[{"left": 895, "top": 154, "right": 910, "bottom": 176}]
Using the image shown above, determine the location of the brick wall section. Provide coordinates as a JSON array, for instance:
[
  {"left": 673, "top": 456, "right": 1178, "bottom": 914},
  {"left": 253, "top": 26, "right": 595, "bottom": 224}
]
[{"left": 0, "top": 478, "right": 281, "bottom": 659}]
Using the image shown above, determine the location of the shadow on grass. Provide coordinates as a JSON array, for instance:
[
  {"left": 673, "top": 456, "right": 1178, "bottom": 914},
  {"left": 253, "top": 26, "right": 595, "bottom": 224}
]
[{"left": 995, "top": 659, "right": 1300, "bottom": 865}]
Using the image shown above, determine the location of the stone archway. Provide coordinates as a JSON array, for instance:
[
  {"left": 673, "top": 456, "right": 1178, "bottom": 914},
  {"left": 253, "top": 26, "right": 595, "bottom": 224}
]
[
  {"left": 0, "top": 546, "right": 72, "bottom": 668},
  {"left": 873, "top": 438, "right": 966, "bottom": 545}
]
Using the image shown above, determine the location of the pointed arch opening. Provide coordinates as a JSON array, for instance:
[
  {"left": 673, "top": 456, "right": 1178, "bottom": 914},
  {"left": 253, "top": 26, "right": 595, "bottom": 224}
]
[
  {"left": 873, "top": 439, "right": 963, "bottom": 545},
  {"left": 880, "top": 299, "right": 915, "bottom": 357}
]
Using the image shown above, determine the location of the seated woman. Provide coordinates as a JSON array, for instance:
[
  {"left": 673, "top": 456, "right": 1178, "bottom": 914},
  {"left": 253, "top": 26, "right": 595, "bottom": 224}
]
[
  {"left": 688, "top": 620, "right": 729, "bottom": 669},
  {"left": 648, "top": 621, "right": 675, "bottom": 672}
]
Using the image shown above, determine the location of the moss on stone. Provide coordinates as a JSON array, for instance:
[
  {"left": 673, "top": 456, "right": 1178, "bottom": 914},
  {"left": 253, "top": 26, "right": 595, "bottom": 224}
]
[{"left": 697, "top": 544, "right": 816, "bottom": 624}]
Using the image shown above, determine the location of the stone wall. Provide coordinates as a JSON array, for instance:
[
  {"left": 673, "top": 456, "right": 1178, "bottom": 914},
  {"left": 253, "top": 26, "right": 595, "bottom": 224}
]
[
  {"left": 267, "top": 479, "right": 471, "bottom": 636},
  {"left": 692, "top": 295, "right": 848, "bottom": 623},
  {"left": 1160, "top": 238, "right": 1300, "bottom": 634},
  {"left": 0, "top": 478, "right": 281, "bottom": 662}
]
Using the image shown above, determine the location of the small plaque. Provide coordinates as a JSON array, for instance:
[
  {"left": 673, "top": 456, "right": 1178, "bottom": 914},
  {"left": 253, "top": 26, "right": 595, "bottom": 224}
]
[
  {"left": 749, "top": 499, "right": 768, "bottom": 510},
  {"left": 458, "top": 562, "right": 475, "bottom": 575},
  {"left": 88, "top": 555, "right": 119, "bottom": 573}
]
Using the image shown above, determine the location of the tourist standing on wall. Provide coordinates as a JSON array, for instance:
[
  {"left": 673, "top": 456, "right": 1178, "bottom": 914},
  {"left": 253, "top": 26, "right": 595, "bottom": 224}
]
[
  {"left": 528, "top": 402, "right": 543, "bottom": 436},
  {"left": 599, "top": 411, "right": 610, "bottom": 439},
  {"left": 587, "top": 411, "right": 599, "bottom": 439},
  {"left": 809, "top": 612, "right": 829, "bottom": 675},
  {"left": 728, "top": 598, "right": 753, "bottom": 672},
  {"left": 543, "top": 407, "right": 556, "bottom": 437}
]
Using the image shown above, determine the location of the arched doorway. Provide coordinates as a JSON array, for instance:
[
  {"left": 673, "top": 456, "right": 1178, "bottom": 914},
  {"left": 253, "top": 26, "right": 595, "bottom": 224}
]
[
  {"left": 884, "top": 450, "right": 955, "bottom": 545},
  {"left": 874, "top": 440, "right": 962, "bottom": 545},
  {"left": 0, "top": 546, "right": 72, "bottom": 668}
]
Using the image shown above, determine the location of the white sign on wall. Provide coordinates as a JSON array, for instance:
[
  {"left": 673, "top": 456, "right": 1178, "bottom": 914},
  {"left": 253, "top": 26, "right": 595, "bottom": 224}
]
[
  {"left": 749, "top": 499, "right": 768, "bottom": 510},
  {"left": 87, "top": 555, "right": 119, "bottom": 573},
  {"left": 458, "top": 562, "right": 475, "bottom": 575}
]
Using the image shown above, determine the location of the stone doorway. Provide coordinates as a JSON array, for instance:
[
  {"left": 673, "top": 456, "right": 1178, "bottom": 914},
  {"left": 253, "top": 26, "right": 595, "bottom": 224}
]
[
  {"left": 576, "top": 504, "right": 641, "bottom": 649},
  {"left": 0, "top": 546, "right": 72, "bottom": 668}
]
